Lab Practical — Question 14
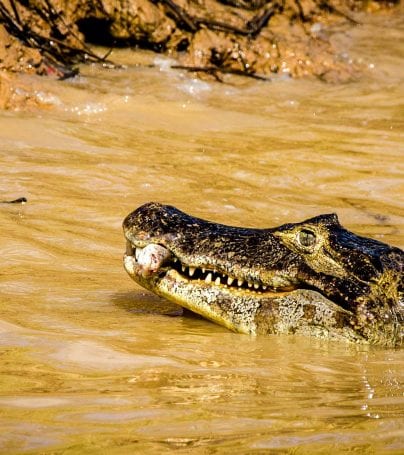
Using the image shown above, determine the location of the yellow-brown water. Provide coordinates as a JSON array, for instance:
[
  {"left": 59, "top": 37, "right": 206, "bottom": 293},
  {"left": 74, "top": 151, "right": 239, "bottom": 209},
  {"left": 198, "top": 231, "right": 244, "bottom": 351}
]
[{"left": 0, "top": 16, "right": 403, "bottom": 454}]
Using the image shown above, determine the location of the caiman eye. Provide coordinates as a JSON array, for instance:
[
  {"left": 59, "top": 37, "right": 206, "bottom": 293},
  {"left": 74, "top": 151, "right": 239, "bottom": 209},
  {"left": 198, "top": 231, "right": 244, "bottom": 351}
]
[{"left": 297, "top": 229, "right": 317, "bottom": 249}]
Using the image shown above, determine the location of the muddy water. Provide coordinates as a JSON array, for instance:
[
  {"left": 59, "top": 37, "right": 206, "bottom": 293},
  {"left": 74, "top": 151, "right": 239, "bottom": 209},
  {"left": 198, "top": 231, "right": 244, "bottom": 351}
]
[{"left": 1, "top": 16, "right": 403, "bottom": 454}]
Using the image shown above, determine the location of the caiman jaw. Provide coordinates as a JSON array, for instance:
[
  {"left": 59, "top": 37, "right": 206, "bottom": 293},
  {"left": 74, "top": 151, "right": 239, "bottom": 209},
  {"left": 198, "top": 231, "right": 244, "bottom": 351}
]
[
  {"left": 124, "top": 240, "right": 297, "bottom": 295},
  {"left": 123, "top": 239, "right": 298, "bottom": 334}
]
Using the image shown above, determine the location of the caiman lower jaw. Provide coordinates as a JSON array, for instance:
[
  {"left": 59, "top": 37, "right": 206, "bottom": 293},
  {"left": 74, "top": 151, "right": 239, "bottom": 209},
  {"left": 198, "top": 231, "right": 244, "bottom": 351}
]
[
  {"left": 124, "top": 241, "right": 298, "bottom": 296},
  {"left": 123, "top": 242, "right": 298, "bottom": 334}
]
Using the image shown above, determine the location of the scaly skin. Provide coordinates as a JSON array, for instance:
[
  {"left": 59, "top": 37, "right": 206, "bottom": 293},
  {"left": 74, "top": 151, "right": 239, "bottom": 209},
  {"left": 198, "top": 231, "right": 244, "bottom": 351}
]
[{"left": 123, "top": 202, "right": 403, "bottom": 346}]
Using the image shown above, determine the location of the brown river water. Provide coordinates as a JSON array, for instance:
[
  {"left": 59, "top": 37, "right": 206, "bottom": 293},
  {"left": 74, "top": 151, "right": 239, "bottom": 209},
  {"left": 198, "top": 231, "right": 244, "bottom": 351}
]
[{"left": 0, "top": 15, "right": 403, "bottom": 454}]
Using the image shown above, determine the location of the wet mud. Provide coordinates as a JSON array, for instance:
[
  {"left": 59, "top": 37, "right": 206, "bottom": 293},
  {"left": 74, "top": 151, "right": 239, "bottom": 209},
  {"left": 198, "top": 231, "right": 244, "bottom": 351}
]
[{"left": 0, "top": 0, "right": 400, "bottom": 109}]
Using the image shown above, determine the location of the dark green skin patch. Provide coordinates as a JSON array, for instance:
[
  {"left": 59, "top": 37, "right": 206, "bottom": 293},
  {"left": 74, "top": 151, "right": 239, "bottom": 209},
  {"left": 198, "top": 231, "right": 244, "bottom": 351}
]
[{"left": 123, "top": 202, "right": 403, "bottom": 346}]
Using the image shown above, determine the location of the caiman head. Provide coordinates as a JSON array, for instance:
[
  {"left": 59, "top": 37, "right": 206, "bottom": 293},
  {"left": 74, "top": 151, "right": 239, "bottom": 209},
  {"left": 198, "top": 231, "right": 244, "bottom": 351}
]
[{"left": 123, "top": 202, "right": 403, "bottom": 346}]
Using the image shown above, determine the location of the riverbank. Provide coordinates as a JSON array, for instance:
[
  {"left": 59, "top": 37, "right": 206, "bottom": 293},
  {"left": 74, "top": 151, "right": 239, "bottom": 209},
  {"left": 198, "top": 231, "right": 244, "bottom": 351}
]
[{"left": 0, "top": 0, "right": 400, "bottom": 109}]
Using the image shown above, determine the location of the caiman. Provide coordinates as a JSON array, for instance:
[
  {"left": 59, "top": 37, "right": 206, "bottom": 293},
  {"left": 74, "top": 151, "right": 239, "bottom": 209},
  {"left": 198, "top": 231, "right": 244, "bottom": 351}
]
[{"left": 123, "top": 202, "right": 403, "bottom": 346}]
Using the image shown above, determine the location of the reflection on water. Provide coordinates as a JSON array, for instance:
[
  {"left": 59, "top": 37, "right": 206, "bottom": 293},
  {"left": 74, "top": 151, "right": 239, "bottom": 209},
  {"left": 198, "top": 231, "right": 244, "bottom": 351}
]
[{"left": 0, "top": 14, "right": 403, "bottom": 454}]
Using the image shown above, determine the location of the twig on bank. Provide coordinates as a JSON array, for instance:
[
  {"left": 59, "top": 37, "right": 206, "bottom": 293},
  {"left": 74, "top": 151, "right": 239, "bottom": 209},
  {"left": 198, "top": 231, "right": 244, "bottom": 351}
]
[
  {"left": 0, "top": 0, "right": 118, "bottom": 76},
  {"left": 156, "top": 0, "right": 277, "bottom": 36},
  {"left": 316, "top": 0, "right": 360, "bottom": 24},
  {"left": 171, "top": 64, "right": 271, "bottom": 80}
]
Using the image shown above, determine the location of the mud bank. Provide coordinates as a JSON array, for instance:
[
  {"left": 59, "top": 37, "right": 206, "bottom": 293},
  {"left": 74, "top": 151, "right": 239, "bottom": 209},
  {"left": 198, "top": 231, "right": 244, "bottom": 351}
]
[{"left": 0, "top": 0, "right": 400, "bottom": 108}]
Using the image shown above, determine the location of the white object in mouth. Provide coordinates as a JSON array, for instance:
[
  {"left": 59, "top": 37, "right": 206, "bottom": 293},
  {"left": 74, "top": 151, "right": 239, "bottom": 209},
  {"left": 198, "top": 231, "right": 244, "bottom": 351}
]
[{"left": 136, "top": 244, "right": 172, "bottom": 273}]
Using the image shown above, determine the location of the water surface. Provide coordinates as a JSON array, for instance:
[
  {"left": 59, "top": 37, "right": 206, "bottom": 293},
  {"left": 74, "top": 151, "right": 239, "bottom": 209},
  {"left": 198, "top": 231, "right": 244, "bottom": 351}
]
[{"left": 0, "top": 14, "right": 403, "bottom": 454}]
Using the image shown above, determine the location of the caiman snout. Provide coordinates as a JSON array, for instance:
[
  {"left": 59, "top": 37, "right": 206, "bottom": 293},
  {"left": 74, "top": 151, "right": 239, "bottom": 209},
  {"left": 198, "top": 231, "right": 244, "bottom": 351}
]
[{"left": 123, "top": 202, "right": 301, "bottom": 291}]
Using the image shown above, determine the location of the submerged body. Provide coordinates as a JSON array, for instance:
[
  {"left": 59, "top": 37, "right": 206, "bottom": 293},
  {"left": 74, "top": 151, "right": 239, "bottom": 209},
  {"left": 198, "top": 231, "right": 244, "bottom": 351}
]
[{"left": 123, "top": 203, "right": 403, "bottom": 346}]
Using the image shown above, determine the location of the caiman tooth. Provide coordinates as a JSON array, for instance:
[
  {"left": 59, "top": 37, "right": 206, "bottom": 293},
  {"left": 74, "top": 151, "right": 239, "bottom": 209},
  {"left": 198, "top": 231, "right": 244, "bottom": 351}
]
[
  {"left": 135, "top": 247, "right": 142, "bottom": 260},
  {"left": 173, "top": 262, "right": 267, "bottom": 292}
]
